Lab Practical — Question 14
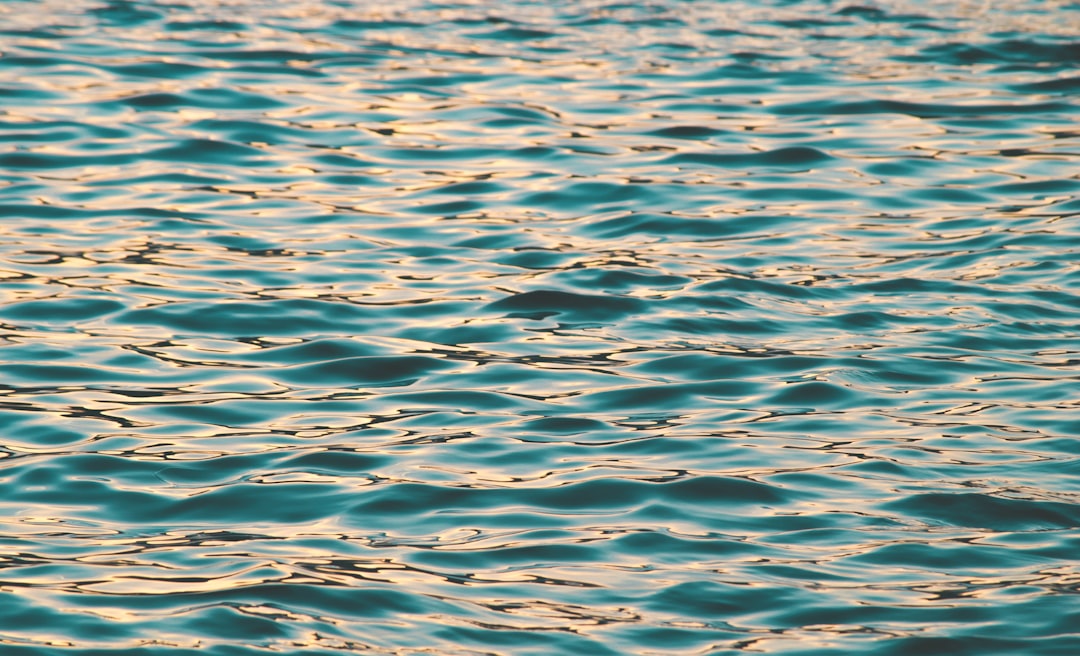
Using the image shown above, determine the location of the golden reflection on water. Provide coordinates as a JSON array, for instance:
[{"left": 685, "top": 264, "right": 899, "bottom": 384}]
[{"left": 0, "top": 0, "right": 1078, "bottom": 652}]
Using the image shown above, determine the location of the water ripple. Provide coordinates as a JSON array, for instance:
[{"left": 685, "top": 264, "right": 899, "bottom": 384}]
[{"left": 0, "top": 0, "right": 1078, "bottom": 653}]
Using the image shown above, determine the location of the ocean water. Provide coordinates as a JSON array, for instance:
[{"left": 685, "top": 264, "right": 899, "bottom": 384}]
[{"left": 0, "top": 0, "right": 1078, "bottom": 653}]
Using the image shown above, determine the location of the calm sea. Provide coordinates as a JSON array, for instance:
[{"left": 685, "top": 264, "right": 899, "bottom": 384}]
[{"left": 1, "top": 0, "right": 1078, "bottom": 653}]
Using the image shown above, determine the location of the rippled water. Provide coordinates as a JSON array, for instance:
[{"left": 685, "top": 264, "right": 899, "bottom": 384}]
[{"left": 1, "top": 0, "right": 1078, "bottom": 653}]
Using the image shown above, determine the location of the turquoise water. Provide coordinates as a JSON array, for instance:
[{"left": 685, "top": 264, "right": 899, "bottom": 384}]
[{"left": 1, "top": 0, "right": 1078, "bottom": 653}]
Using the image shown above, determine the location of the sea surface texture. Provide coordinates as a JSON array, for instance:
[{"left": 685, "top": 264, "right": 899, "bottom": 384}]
[{"left": 0, "top": 0, "right": 1078, "bottom": 653}]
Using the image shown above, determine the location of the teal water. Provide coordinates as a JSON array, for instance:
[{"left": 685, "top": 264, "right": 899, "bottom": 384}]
[{"left": 1, "top": 0, "right": 1078, "bottom": 653}]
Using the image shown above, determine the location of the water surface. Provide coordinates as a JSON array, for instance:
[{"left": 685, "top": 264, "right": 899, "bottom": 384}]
[{"left": 1, "top": 0, "right": 1079, "bottom": 653}]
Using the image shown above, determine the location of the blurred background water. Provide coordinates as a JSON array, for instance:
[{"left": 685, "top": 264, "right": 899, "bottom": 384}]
[{"left": 0, "top": 0, "right": 1078, "bottom": 653}]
